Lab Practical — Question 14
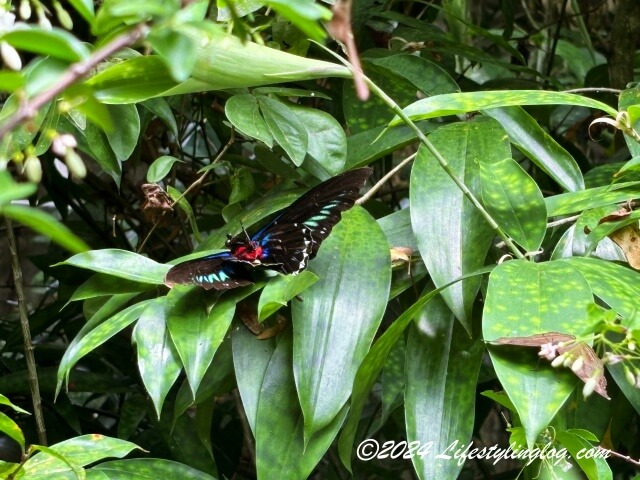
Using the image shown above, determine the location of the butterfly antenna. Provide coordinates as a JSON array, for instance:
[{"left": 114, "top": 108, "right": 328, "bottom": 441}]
[{"left": 240, "top": 221, "right": 251, "bottom": 242}]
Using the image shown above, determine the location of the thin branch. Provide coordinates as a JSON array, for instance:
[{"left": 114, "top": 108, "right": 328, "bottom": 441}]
[
  {"left": 357, "top": 151, "right": 417, "bottom": 205},
  {"left": 0, "top": 23, "right": 148, "bottom": 140},
  {"left": 5, "top": 217, "right": 47, "bottom": 446}
]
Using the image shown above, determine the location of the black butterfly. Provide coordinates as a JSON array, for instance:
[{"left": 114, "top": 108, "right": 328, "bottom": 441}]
[{"left": 164, "top": 167, "right": 373, "bottom": 290}]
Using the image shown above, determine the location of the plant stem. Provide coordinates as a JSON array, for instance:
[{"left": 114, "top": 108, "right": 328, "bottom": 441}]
[
  {"left": 364, "top": 77, "right": 527, "bottom": 260},
  {"left": 4, "top": 218, "right": 48, "bottom": 445},
  {"left": 0, "top": 23, "right": 148, "bottom": 140}
]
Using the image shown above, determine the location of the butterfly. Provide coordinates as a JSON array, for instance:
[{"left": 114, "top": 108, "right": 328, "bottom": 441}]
[{"left": 164, "top": 167, "right": 373, "bottom": 290}]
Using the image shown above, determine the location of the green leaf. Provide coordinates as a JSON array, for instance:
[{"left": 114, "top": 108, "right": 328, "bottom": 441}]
[
  {"left": 0, "top": 71, "right": 25, "bottom": 93},
  {"left": 104, "top": 104, "right": 140, "bottom": 161},
  {"left": 167, "top": 185, "right": 201, "bottom": 243},
  {"left": 228, "top": 167, "right": 255, "bottom": 204},
  {"left": 69, "top": 274, "right": 151, "bottom": 302},
  {"left": 166, "top": 286, "right": 258, "bottom": 395},
  {"left": 483, "top": 260, "right": 593, "bottom": 447},
  {"left": 57, "top": 299, "right": 154, "bottom": 393},
  {"left": 60, "top": 248, "right": 169, "bottom": 284},
  {"left": 1, "top": 27, "right": 91, "bottom": 62},
  {"left": 410, "top": 118, "right": 501, "bottom": 329},
  {"left": 148, "top": 28, "right": 197, "bottom": 82},
  {"left": 88, "top": 458, "right": 216, "bottom": 479},
  {"left": 1, "top": 204, "right": 90, "bottom": 253},
  {"left": 258, "top": 271, "right": 318, "bottom": 321},
  {"left": 485, "top": 106, "right": 585, "bottom": 192},
  {"left": 0, "top": 394, "right": 30, "bottom": 415},
  {"left": 255, "top": 329, "right": 348, "bottom": 479},
  {"left": 546, "top": 182, "right": 640, "bottom": 216},
  {"left": 23, "top": 435, "right": 140, "bottom": 472},
  {"left": 147, "top": 155, "right": 183, "bottom": 183},
  {"left": 141, "top": 98, "right": 178, "bottom": 137},
  {"left": 266, "top": 0, "right": 331, "bottom": 42},
  {"left": 81, "top": 121, "right": 122, "bottom": 187},
  {"left": 561, "top": 257, "right": 640, "bottom": 327},
  {"left": 292, "top": 208, "right": 391, "bottom": 440},
  {"left": 0, "top": 171, "right": 37, "bottom": 205},
  {"left": 232, "top": 325, "right": 277, "bottom": 434},
  {"left": 258, "top": 96, "right": 308, "bottom": 166},
  {"left": 392, "top": 90, "right": 618, "bottom": 126},
  {"left": 337, "top": 266, "right": 493, "bottom": 472},
  {"left": 556, "top": 430, "right": 612, "bottom": 480},
  {"left": 480, "top": 158, "right": 547, "bottom": 252},
  {"left": 225, "top": 94, "right": 274, "bottom": 147},
  {"left": 405, "top": 295, "right": 484, "bottom": 480},
  {"left": 133, "top": 298, "right": 182, "bottom": 417},
  {"left": 0, "top": 412, "right": 25, "bottom": 455},
  {"left": 68, "top": 0, "right": 96, "bottom": 26}
]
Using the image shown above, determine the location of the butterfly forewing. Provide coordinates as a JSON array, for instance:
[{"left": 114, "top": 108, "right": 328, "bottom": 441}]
[{"left": 252, "top": 167, "right": 372, "bottom": 261}]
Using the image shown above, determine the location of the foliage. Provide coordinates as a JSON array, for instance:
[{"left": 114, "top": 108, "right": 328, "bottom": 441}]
[{"left": 1, "top": 0, "right": 640, "bottom": 479}]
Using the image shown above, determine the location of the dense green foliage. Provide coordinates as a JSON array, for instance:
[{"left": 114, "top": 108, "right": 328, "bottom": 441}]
[{"left": 1, "top": 0, "right": 640, "bottom": 479}]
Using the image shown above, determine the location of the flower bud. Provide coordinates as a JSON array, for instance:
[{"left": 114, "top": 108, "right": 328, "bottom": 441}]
[
  {"left": 582, "top": 377, "right": 597, "bottom": 398},
  {"left": 551, "top": 354, "right": 565, "bottom": 368},
  {"left": 24, "top": 154, "right": 42, "bottom": 183},
  {"left": 64, "top": 150, "right": 86, "bottom": 179},
  {"left": 624, "top": 366, "right": 635, "bottom": 386},
  {"left": 53, "top": 1, "right": 72, "bottom": 30},
  {"left": 1, "top": 41, "right": 22, "bottom": 71},
  {"left": 570, "top": 356, "right": 584, "bottom": 373},
  {"left": 19, "top": 0, "right": 31, "bottom": 20}
]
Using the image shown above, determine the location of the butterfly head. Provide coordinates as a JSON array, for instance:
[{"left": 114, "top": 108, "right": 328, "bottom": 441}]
[{"left": 226, "top": 234, "right": 265, "bottom": 264}]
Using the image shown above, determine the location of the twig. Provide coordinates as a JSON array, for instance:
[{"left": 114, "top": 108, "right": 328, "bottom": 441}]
[
  {"left": 4, "top": 218, "right": 47, "bottom": 446},
  {"left": 0, "top": 24, "right": 148, "bottom": 140},
  {"left": 357, "top": 151, "right": 417, "bottom": 205}
]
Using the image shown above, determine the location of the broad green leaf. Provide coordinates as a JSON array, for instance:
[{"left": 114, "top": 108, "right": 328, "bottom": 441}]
[
  {"left": 0, "top": 71, "right": 24, "bottom": 93},
  {"left": 258, "top": 96, "right": 308, "bottom": 166},
  {"left": 225, "top": 94, "right": 274, "bottom": 147},
  {"left": 286, "top": 103, "right": 347, "bottom": 174},
  {"left": 166, "top": 286, "right": 258, "bottom": 395},
  {"left": 104, "top": 104, "right": 140, "bottom": 161},
  {"left": 546, "top": 182, "right": 640, "bottom": 216},
  {"left": 0, "top": 412, "right": 25, "bottom": 454},
  {"left": 292, "top": 208, "right": 391, "bottom": 440},
  {"left": 367, "top": 53, "right": 459, "bottom": 97},
  {"left": 483, "top": 260, "right": 593, "bottom": 447},
  {"left": 1, "top": 27, "right": 91, "bottom": 62},
  {"left": 337, "top": 266, "right": 493, "bottom": 471},
  {"left": 2, "top": 204, "right": 90, "bottom": 253},
  {"left": 480, "top": 158, "right": 547, "bottom": 252},
  {"left": 61, "top": 249, "right": 169, "bottom": 284},
  {"left": 23, "top": 435, "right": 140, "bottom": 473},
  {"left": 255, "top": 329, "right": 348, "bottom": 479},
  {"left": 148, "top": 28, "right": 197, "bottom": 82},
  {"left": 0, "top": 394, "right": 30, "bottom": 415},
  {"left": 57, "top": 299, "right": 155, "bottom": 389},
  {"left": 87, "top": 458, "right": 216, "bottom": 479},
  {"left": 228, "top": 167, "right": 255, "bottom": 204},
  {"left": 266, "top": 0, "right": 331, "bottom": 42},
  {"left": 485, "top": 106, "right": 585, "bottom": 192},
  {"left": 0, "top": 171, "right": 37, "bottom": 204},
  {"left": 147, "top": 155, "right": 183, "bottom": 183},
  {"left": 81, "top": 121, "right": 122, "bottom": 187},
  {"left": 556, "top": 430, "right": 612, "bottom": 480},
  {"left": 607, "top": 362, "right": 640, "bottom": 415},
  {"left": 560, "top": 257, "right": 640, "bottom": 328},
  {"left": 68, "top": 0, "right": 95, "bottom": 25},
  {"left": 133, "top": 298, "right": 182, "bottom": 417},
  {"left": 232, "top": 325, "right": 277, "bottom": 434},
  {"left": 392, "top": 90, "right": 617, "bottom": 126},
  {"left": 346, "top": 121, "right": 436, "bottom": 169},
  {"left": 410, "top": 118, "right": 501, "bottom": 330},
  {"left": 69, "top": 274, "right": 150, "bottom": 302},
  {"left": 405, "top": 296, "right": 484, "bottom": 480},
  {"left": 258, "top": 271, "right": 318, "bottom": 321},
  {"left": 0, "top": 96, "right": 51, "bottom": 156},
  {"left": 141, "top": 98, "right": 178, "bottom": 137}
]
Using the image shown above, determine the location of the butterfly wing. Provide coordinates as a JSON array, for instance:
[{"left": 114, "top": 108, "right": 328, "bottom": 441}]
[
  {"left": 164, "top": 252, "right": 254, "bottom": 290},
  {"left": 251, "top": 167, "right": 372, "bottom": 273}
]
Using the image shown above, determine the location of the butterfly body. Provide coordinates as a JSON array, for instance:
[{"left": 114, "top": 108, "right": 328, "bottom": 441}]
[{"left": 165, "top": 167, "right": 372, "bottom": 290}]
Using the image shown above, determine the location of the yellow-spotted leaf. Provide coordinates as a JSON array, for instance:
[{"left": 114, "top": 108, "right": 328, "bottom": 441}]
[
  {"left": 480, "top": 158, "right": 547, "bottom": 253},
  {"left": 483, "top": 260, "right": 593, "bottom": 447}
]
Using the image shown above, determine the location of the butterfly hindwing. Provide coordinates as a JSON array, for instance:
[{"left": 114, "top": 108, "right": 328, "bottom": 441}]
[{"left": 164, "top": 252, "right": 253, "bottom": 290}]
